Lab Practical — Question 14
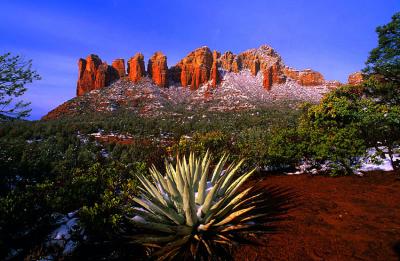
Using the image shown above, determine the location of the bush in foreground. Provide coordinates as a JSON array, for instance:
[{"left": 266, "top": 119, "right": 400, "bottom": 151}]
[{"left": 123, "top": 152, "right": 289, "bottom": 260}]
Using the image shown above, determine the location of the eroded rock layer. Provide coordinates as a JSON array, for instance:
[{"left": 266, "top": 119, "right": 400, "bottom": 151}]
[
  {"left": 173, "top": 47, "right": 214, "bottom": 90},
  {"left": 348, "top": 72, "right": 364, "bottom": 85},
  {"left": 76, "top": 45, "right": 357, "bottom": 96},
  {"left": 77, "top": 55, "right": 119, "bottom": 96},
  {"left": 127, "top": 53, "right": 146, "bottom": 84},
  {"left": 112, "top": 59, "right": 126, "bottom": 78},
  {"left": 147, "top": 52, "right": 168, "bottom": 87},
  {"left": 283, "top": 68, "right": 325, "bottom": 86}
]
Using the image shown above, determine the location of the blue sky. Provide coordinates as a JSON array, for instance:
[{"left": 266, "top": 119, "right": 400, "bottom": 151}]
[{"left": 0, "top": 0, "right": 398, "bottom": 120}]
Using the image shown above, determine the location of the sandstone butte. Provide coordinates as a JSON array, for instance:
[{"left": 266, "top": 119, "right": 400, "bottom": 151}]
[
  {"left": 111, "top": 59, "right": 126, "bottom": 78},
  {"left": 77, "top": 54, "right": 122, "bottom": 96},
  {"left": 147, "top": 52, "right": 168, "bottom": 87},
  {"left": 76, "top": 45, "right": 360, "bottom": 96},
  {"left": 127, "top": 53, "right": 145, "bottom": 83}
]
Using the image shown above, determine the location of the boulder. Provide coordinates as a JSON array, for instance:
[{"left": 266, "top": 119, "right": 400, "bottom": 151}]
[{"left": 148, "top": 52, "right": 168, "bottom": 87}]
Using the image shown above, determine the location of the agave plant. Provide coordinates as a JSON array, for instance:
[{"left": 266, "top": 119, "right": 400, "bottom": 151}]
[{"left": 125, "top": 152, "right": 282, "bottom": 260}]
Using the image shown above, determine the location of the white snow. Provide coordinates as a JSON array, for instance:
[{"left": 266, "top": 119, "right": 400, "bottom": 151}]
[
  {"left": 65, "top": 65, "right": 334, "bottom": 117},
  {"left": 45, "top": 210, "right": 83, "bottom": 257},
  {"left": 285, "top": 146, "right": 399, "bottom": 175},
  {"left": 358, "top": 147, "right": 400, "bottom": 172}
]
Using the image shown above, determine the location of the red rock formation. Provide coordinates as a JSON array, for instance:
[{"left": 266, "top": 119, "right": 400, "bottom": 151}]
[
  {"left": 218, "top": 45, "right": 285, "bottom": 89},
  {"left": 283, "top": 67, "right": 325, "bottom": 86},
  {"left": 271, "top": 63, "right": 284, "bottom": 84},
  {"left": 112, "top": 59, "right": 126, "bottom": 78},
  {"left": 326, "top": 80, "right": 343, "bottom": 89},
  {"left": 210, "top": 51, "right": 220, "bottom": 88},
  {"left": 77, "top": 54, "right": 108, "bottom": 96},
  {"left": 148, "top": 52, "right": 168, "bottom": 87},
  {"left": 128, "top": 53, "right": 145, "bottom": 83},
  {"left": 95, "top": 62, "right": 109, "bottom": 89},
  {"left": 235, "top": 51, "right": 260, "bottom": 75},
  {"left": 220, "top": 51, "right": 236, "bottom": 72},
  {"left": 298, "top": 69, "right": 324, "bottom": 86},
  {"left": 263, "top": 67, "right": 273, "bottom": 91},
  {"left": 232, "top": 57, "right": 241, "bottom": 73},
  {"left": 175, "top": 46, "right": 213, "bottom": 90},
  {"left": 283, "top": 67, "right": 299, "bottom": 81},
  {"left": 75, "top": 45, "right": 331, "bottom": 97},
  {"left": 76, "top": 54, "right": 124, "bottom": 96},
  {"left": 348, "top": 72, "right": 364, "bottom": 85}
]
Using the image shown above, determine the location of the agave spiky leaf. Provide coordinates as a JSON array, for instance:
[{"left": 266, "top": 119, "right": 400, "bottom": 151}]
[{"left": 125, "top": 153, "right": 291, "bottom": 260}]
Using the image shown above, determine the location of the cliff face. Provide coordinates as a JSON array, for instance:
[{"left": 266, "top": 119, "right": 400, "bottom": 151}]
[
  {"left": 46, "top": 44, "right": 365, "bottom": 120},
  {"left": 173, "top": 47, "right": 214, "bottom": 90},
  {"left": 218, "top": 45, "right": 285, "bottom": 89},
  {"left": 76, "top": 44, "right": 350, "bottom": 96},
  {"left": 112, "top": 59, "right": 126, "bottom": 78},
  {"left": 127, "top": 53, "right": 146, "bottom": 84},
  {"left": 77, "top": 55, "right": 120, "bottom": 96},
  {"left": 283, "top": 68, "right": 325, "bottom": 86},
  {"left": 147, "top": 52, "right": 168, "bottom": 88},
  {"left": 348, "top": 72, "right": 364, "bottom": 85}
]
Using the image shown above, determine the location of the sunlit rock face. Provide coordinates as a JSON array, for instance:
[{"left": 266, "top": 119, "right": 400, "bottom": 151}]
[
  {"left": 112, "top": 59, "right": 126, "bottom": 78},
  {"left": 76, "top": 44, "right": 338, "bottom": 96},
  {"left": 128, "top": 53, "right": 146, "bottom": 84},
  {"left": 210, "top": 50, "right": 220, "bottom": 88},
  {"left": 172, "top": 46, "right": 214, "bottom": 90},
  {"left": 77, "top": 54, "right": 121, "bottom": 96},
  {"left": 348, "top": 72, "right": 364, "bottom": 85},
  {"left": 148, "top": 52, "right": 168, "bottom": 88},
  {"left": 283, "top": 67, "right": 325, "bottom": 86}
]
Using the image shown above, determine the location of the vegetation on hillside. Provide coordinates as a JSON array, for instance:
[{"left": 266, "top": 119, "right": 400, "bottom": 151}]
[{"left": 0, "top": 12, "right": 399, "bottom": 260}]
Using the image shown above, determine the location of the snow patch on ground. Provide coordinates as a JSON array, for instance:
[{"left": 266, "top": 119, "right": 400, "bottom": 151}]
[
  {"left": 53, "top": 70, "right": 334, "bottom": 118},
  {"left": 358, "top": 147, "right": 400, "bottom": 172},
  {"left": 44, "top": 210, "right": 85, "bottom": 258},
  {"left": 286, "top": 146, "right": 399, "bottom": 175}
]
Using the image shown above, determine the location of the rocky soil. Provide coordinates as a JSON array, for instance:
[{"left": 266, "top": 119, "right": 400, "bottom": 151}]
[{"left": 236, "top": 171, "right": 400, "bottom": 261}]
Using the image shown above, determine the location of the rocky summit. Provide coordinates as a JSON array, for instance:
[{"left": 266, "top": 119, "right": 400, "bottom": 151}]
[{"left": 44, "top": 45, "right": 361, "bottom": 120}]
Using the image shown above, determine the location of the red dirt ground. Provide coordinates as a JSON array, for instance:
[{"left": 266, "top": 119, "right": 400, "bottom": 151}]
[{"left": 236, "top": 171, "right": 400, "bottom": 261}]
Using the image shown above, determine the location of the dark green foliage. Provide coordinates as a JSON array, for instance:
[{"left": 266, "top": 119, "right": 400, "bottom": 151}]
[
  {"left": 358, "top": 79, "right": 400, "bottom": 170},
  {"left": 364, "top": 12, "right": 400, "bottom": 83},
  {"left": 0, "top": 53, "right": 41, "bottom": 119},
  {"left": 0, "top": 106, "right": 302, "bottom": 259},
  {"left": 297, "top": 81, "right": 400, "bottom": 174},
  {"left": 299, "top": 87, "right": 367, "bottom": 174},
  {"left": 1, "top": 80, "right": 398, "bottom": 258}
]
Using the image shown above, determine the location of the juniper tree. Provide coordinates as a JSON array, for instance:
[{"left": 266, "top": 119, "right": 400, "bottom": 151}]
[
  {"left": 0, "top": 53, "right": 40, "bottom": 119},
  {"left": 364, "top": 12, "right": 400, "bottom": 83}
]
